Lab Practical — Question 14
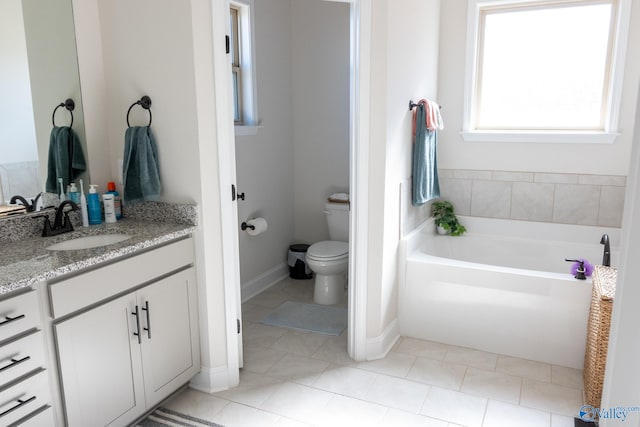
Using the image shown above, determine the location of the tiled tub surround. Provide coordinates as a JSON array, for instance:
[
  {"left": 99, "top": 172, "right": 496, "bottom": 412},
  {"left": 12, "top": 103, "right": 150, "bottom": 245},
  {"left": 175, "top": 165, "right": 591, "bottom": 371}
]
[
  {"left": 0, "top": 161, "right": 41, "bottom": 204},
  {"left": 0, "top": 202, "right": 197, "bottom": 294},
  {"left": 438, "top": 169, "right": 626, "bottom": 228}
]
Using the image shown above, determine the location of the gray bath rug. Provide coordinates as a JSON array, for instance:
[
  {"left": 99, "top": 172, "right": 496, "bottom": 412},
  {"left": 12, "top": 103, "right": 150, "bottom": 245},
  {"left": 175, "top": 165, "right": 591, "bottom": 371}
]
[
  {"left": 261, "top": 301, "right": 347, "bottom": 336},
  {"left": 136, "top": 407, "right": 224, "bottom": 427}
]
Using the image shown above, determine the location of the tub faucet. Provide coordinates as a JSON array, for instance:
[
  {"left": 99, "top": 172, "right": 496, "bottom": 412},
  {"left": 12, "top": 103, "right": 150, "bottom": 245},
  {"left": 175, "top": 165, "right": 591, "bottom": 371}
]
[
  {"left": 10, "top": 193, "right": 42, "bottom": 212},
  {"left": 600, "top": 234, "right": 611, "bottom": 267}
]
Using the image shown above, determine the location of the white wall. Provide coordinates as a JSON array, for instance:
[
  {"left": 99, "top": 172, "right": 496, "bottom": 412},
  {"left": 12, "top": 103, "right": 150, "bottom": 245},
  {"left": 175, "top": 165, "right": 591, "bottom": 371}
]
[
  {"left": 292, "top": 0, "right": 350, "bottom": 244},
  {"left": 77, "top": 0, "right": 231, "bottom": 391},
  {"left": 0, "top": 0, "right": 37, "bottom": 164},
  {"left": 367, "top": 0, "right": 440, "bottom": 345},
  {"left": 235, "top": 0, "right": 295, "bottom": 290},
  {"left": 436, "top": 1, "right": 640, "bottom": 176},
  {"left": 98, "top": 0, "right": 201, "bottom": 202}
]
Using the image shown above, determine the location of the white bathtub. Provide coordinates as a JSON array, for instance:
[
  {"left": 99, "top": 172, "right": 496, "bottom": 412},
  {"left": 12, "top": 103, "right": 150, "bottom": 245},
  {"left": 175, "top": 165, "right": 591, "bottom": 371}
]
[{"left": 398, "top": 216, "right": 620, "bottom": 369}]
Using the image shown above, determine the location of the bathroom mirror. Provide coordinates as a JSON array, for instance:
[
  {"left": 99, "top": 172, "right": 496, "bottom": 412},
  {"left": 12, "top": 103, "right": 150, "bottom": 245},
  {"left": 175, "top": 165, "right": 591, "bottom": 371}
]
[{"left": 0, "top": 0, "right": 89, "bottom": 213}]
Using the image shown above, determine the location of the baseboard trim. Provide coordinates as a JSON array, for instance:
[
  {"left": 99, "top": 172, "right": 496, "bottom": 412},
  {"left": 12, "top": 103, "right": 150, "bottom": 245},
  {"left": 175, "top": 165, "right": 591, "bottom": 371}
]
[
  {"left": 366, "top": 318, "right": 400, "bottom": 361},
  {"left": 241, "top": 263, "right": 289, "bottom": 303},
  {"left": 189, "top": 365, "right": 233, "bottom": 394}
]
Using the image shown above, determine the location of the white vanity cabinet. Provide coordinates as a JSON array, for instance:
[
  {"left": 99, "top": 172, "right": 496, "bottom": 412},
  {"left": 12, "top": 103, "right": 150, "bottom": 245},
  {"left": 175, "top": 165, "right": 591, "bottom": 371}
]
[
  {"left": 0, "top": 290, "right": 54, "bottom": 426},
  {"left": 49, "top": 237, "right": 200, "bottom": 427}
]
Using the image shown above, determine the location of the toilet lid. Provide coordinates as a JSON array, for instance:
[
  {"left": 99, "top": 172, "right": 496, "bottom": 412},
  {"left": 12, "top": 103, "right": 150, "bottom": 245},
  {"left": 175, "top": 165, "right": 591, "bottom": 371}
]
[{"left": 307, "top": 241, "right": 349, "bottom": 260}]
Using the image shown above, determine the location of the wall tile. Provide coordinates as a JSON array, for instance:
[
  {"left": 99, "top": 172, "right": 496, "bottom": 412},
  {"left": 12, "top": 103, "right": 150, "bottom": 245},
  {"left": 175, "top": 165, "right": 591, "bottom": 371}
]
[
  {"left": 492, "top": 171, "right": 534, "bottom": 182},
  {"left": 0, "top": 161, "right": 40, "bottom": 202},
  {"left": 438, "top": 169, "right": 455, "bottom": 179},
  {"left": 578, "top": 175, "right": 626, "bottom": 187},
  {"left": 453, "top": 170, "right": 492, "bottom": 180},
  {"left": 598, "top": 186, "right": 625, "bottom": 227},
  {"left": 552, "top": 184, "right": 600, "bottom": 225},
  {"left": 511, "top": 182, "right": 554, "bottom": 222},
  {"left": 439, "top": 178, "right": 472, "bottom": 215},
  {"left": 471, "top": 180, "right": 512, "bottom": 219},
  {"left": 534, "top": 173, "right": 578, "bottom": 184},
  {"left": 413, "top": 169, "right": 626, "bottom": 229}
]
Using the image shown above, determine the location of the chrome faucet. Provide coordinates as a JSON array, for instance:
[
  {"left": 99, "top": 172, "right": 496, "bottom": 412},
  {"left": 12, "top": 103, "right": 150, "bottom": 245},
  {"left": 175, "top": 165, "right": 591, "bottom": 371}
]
[
  {"left": 39, "top": 200, "right": 79, "bottom": 237},
  {"left": 600, "top": 234, "right": 611, "bottom": 267}
]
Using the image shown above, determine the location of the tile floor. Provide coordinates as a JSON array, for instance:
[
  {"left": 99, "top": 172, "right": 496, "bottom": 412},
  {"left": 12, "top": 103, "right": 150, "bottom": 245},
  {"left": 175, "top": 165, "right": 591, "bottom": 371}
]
[{"left": 165, "top": 277, "right": 585, "bottom": 427}]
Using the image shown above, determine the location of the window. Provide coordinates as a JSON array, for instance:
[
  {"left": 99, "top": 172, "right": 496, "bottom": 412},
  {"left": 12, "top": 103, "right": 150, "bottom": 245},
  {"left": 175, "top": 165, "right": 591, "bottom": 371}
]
[
  {"left": 229, "top": 0, "right": 258, "bottom": 133},
  {"left": 230, "top": 5, "right": 242, "bottom": 123},
  {"left": 463, "top": 0, "right": 631, "bottom": 143}
]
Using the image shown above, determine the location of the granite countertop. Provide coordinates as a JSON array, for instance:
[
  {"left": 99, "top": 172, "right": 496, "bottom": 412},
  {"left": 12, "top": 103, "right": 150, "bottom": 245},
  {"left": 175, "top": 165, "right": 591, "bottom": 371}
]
[{"left": 0, "top": 219, "right": 196, "bottom": 295}]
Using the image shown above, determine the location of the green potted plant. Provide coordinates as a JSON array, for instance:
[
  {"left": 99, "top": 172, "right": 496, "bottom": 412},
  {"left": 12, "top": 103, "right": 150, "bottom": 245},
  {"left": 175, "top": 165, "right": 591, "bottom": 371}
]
[{"left": 432, "top": 200, "right": 467, "bottom": 236}]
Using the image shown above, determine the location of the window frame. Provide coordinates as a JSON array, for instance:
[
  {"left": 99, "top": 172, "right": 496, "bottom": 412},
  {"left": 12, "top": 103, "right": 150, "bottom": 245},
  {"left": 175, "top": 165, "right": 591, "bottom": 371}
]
[
  {"left": 230, "top": 0, "right": 259, "bottom": 135},
  {"left": 461, "top": 0, "right": 631, "bottom": 143},
  {"left": 230, "top": 5, "right": 242, "bottom": 124}
]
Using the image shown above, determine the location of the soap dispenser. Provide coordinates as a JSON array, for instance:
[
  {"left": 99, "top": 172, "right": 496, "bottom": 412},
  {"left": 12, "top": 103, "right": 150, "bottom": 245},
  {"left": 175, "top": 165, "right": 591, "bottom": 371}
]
[
  {"left": 87, "top": 184, "right": 102, "bottom": 225},
  {"left": 68, "top": 182, "right": 80, "bottom": 204}
]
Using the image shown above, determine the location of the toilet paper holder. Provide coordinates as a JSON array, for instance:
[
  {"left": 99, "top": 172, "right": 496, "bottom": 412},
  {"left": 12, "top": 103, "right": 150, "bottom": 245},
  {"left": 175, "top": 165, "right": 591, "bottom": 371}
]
[{"left": 241, "top": 222, "right": 255, "bottom": 231}]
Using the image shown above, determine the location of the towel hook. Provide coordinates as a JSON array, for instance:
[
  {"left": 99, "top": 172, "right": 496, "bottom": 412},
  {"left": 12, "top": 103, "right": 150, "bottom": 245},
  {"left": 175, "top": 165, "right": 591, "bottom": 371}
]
[
  {"left": 52, "top": 98, "right": 75, "bottom": 127},
  {"left": 126, "top": 95, "right": 152, "bottom": 127}
]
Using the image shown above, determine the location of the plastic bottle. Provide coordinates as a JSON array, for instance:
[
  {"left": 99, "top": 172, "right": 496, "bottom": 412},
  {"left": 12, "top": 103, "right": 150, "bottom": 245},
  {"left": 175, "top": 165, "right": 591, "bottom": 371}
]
[
  {"left": 68, "top": 182, "right": 80, "bottom": 204},
  {"left": 87, "top": 184, "right": 102, "bottom": 225},
  {"left": 103, "top": 193, "right": 116, "bottom": 224},
  {"left": 106, "top": 181, "right": 122, "bottom": 220},
  {"left": 79, "top": 179, "right": 89, "bottom": 227}
]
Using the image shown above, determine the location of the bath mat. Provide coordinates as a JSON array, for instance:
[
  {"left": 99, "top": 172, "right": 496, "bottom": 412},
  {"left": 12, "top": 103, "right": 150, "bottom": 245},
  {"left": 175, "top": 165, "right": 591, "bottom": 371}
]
[
  {"left": 136, "top": 407, "right": 224, "bottom": 427},
  {"left": 261, "top": 301, "right": 347, "bottom": 336}
]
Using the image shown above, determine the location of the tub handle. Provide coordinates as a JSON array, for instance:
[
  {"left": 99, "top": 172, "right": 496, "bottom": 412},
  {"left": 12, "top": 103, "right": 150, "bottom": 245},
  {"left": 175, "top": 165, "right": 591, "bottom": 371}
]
[{"left": 565, "top": 258, "right": 586, "bottom": 280}]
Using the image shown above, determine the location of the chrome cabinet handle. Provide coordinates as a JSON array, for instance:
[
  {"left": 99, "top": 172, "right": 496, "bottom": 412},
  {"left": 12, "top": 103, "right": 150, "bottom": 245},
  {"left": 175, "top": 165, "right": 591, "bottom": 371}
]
[
  {"left": 0, "top": 314, "right": 25, "bottom": 327},
  {"left": 0, "top": 356, "right": 30, "bottom": 373},
  {"left": 131, "top": 305, "right": 142, "bottom": 344},
  {"left": 0, "top": 396, "right": 36, "bottom": 418},
  {"left": 141, "top": 301, "right": 151, "bottom": 339}
]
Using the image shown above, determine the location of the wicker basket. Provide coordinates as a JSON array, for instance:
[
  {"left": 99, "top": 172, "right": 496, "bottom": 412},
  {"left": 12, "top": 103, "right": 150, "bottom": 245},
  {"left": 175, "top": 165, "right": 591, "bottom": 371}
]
[{"left": 583, "top": 265, "right": 617, "bottom": 408}]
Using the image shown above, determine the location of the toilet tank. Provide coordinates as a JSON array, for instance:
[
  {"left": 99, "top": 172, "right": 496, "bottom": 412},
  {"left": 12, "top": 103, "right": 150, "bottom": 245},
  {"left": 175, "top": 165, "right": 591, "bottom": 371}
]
[{"left": 325, "top": 202, "right": 350, "bottom": 241}]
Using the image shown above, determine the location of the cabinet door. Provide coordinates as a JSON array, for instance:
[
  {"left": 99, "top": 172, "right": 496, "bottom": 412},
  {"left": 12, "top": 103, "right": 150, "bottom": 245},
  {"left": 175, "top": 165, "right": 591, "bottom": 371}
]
[
  {"left": 138, "top": 268, "right": 200, "bottom": 406},
  {"left": 55, "top": 294, "right": 145, "bottom": 427}
]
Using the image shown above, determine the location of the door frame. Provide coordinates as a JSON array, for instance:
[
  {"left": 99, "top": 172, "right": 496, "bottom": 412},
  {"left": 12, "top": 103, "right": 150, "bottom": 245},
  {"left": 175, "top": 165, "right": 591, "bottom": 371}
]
[
  {"left": 347, "top": 0, "right": 370, "bottom": 362},
  {"left": 214, "top": 0, "right": 371, "bottom": 386}
]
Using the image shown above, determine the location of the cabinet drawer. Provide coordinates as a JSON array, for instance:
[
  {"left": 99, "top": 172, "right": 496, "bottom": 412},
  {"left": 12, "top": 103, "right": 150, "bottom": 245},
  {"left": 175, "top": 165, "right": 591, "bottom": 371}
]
[
  {"left": 10, "top": 405, "right": 54, "bottom": 427},
  {"left": 0, "top": 292, "right": 40, "bottom": 343},
  {"left": 0, "top": 332, "right": 46, "bottom": 387},
  {"left": 49, "top": 237, "right": 194, "bottom": 318},
  {"left": 0, "top": 371, "right": 50, "bottom": 427}
]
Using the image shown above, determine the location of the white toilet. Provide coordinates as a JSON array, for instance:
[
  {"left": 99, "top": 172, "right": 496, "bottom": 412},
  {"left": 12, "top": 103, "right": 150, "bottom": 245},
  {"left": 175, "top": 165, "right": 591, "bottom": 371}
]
[{"left": 306, "top": 202, "right": 349, "bottom": 305}]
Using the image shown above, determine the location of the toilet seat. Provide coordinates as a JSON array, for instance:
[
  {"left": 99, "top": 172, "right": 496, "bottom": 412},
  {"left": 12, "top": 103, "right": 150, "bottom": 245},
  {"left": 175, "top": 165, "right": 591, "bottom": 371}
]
[{"left": 307, "top": 241, "right": 348, "bottom": 261}]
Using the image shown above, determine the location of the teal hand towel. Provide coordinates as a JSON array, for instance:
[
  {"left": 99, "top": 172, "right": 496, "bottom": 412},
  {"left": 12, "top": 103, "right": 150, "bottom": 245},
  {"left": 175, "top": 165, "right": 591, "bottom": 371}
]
[
  {"left": 45, "top": 126, "right": 87, "bottom": 193},
  {"left": 123, "top": 126, "right": 161, "bottom": 204},
  {"left": 412, "top": 104, "right": 440, "bottom": 206}
]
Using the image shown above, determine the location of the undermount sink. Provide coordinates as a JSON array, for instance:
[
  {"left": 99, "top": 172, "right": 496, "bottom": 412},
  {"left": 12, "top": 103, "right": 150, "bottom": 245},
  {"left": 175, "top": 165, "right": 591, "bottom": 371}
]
[{"left": 46, "top": 234, "right": 132, "bottom": 251}]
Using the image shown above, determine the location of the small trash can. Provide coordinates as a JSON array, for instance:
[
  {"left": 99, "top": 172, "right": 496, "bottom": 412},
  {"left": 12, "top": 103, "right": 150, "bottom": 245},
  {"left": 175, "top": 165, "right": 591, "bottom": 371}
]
[{"left": 288, "top": 244, "right": 313, "bottom": 279}]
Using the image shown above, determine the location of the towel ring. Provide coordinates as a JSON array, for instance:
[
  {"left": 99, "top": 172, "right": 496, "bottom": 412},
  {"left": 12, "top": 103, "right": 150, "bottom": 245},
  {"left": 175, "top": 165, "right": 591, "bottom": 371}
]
[
  {"left": 126, "top": 95, "right": 152, "bottom": 127},
  {"left": 52, "top": 98, "right": 75, "bottom": 127}
]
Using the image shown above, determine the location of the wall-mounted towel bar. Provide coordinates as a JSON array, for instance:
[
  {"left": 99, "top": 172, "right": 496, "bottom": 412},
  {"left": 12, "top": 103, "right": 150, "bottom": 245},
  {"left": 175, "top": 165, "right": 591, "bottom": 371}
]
[
  {"left": 126, "top": 95, "right": 152, "bottom": 127},
  {"left": 409, "top": 100, "right": 441, "bottom": 111},
  {"left": 52, "top": 98, "right": 75, "bottom": 127}
]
